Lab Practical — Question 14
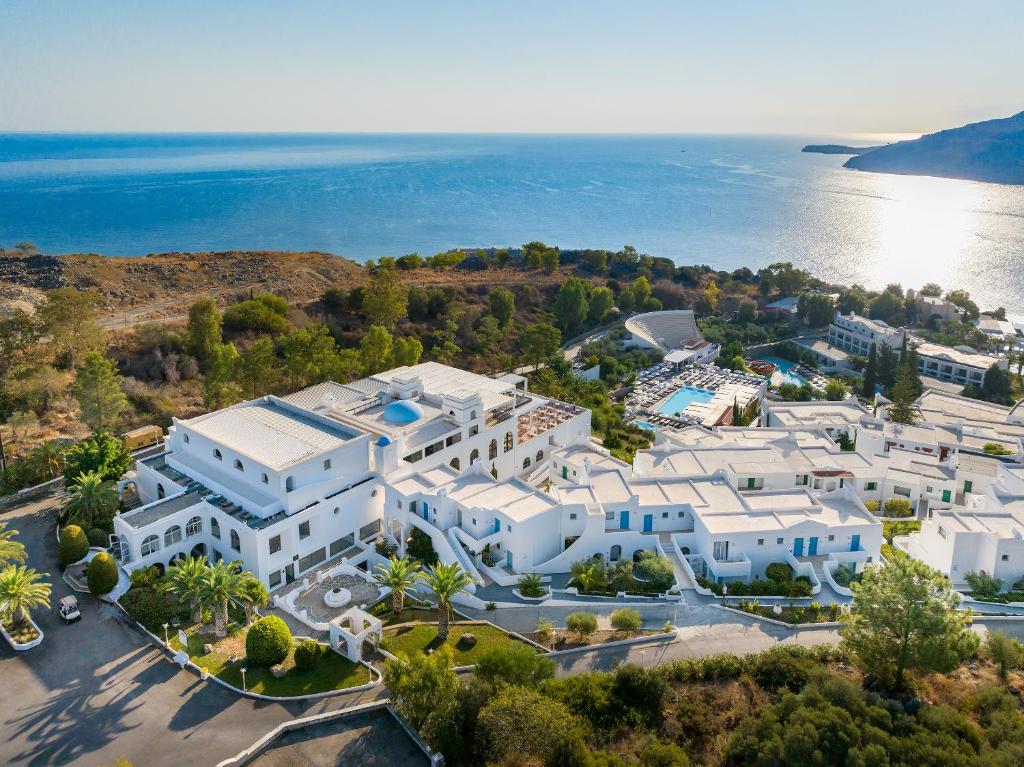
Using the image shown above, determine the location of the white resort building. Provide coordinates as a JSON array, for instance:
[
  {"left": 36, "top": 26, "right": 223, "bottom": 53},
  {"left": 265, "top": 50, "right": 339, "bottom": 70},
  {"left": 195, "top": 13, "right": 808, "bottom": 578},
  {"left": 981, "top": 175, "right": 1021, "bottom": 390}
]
[{"left": 110, "top": 356, "right": 1024, "bottom": 600}]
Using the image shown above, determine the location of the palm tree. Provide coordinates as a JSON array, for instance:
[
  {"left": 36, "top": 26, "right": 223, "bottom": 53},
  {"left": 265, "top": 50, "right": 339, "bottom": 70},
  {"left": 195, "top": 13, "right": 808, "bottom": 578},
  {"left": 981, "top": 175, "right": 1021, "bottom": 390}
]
[
  {"left": 0, "top": 566, "right": 51, "bottom": 628},
  {"left": 420, "top": 562, "right": 476, "bottom": 641},
  {"left": 238, "top": 577, "right": 269, "bottom": 625},
  {"left": 199, "top": 560, "right": 251, "bottom": 637},
  {"left": 31, "top": 440, "right": 65, "bottom": 480},
  {"left": 0, "top": 524, "right": 27, "bottom": 569},
  {"left": 159, "top": 556, "right": 209, "bottom": 624},
  {"left": 64, "top": 470, "right": 119, "bottom": 529},
  {"left": 373, "top": 555, "right": 422, "bottom": 616}
]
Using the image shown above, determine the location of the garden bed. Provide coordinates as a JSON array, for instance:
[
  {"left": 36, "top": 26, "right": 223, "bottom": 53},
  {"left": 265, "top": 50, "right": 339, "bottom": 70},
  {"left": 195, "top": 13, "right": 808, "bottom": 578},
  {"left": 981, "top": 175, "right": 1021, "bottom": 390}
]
[
  {"left": 526, "top": 628, "right": 659, "bottom": 650},
  {"left": 380, "top": 621, "right": 535, "bottom": 666},
  {"left": 729, "top": 601, "right": 842, "bottom": 625},
  {"left": 171, "top": 625, "right": 373, "bottom": 697}
]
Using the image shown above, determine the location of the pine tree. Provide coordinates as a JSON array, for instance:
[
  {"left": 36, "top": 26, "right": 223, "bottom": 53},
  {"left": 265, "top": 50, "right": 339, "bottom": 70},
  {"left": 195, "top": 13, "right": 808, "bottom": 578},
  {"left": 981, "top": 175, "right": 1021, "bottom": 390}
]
[
  {"left": 887, "top": 362, "right": 922, "bottom": 425},
  {"left": 862, "top": 343, "right": 878, "bottom": 398},
  {"left": 878, "top": 343, "right": 898, "bottom": 390},
  {"left": 70, "top": 352, "right": 129, "bottom": 430}
]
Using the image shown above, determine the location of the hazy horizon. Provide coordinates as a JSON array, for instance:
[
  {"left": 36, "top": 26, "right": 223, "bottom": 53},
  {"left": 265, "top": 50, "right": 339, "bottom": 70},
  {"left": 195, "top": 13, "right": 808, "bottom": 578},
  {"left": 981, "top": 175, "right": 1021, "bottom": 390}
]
[{"left": 2, "top": 1, "right": 1021, "bottom": 135}]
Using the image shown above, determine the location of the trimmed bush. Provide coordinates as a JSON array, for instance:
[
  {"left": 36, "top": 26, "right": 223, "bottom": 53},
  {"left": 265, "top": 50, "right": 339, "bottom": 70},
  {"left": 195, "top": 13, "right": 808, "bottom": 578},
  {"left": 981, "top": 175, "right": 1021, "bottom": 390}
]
[
  {"left": 764, "top": 562, "right": 794, "bottom": 582},
  {"left": 566, "top": 611, "right": 598, "bottom": 640},
  {"left": 87, "top": 527, "right": 109, "bottom": 548},
  {"left": 245, "top": 615, "right": 292, "bottom": 667},
  {"left": 86, "top": 551, "right": 119, "bottom": 595},
  {"left": 610, "top": 608, "right": 643, "bottom": 633},
  {"left": 749, "top": 646, "right": 814, "bottom": 692},
  {"left": 293, "top": 638, "right": 323, "bottom": 671},
  {"left": 59, "top": 525, "right": 89, "bottom": 566}
]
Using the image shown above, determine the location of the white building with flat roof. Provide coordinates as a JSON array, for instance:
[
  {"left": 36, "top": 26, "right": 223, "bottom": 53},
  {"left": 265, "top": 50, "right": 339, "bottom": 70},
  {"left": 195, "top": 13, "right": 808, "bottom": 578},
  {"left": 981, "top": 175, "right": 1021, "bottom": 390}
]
[
  {"left": 113, "top": 362, "right": 590, "bottom": 590},
  {"left": 911, "top": 339, "right": 1006, "bottom": 388},
  {"left": 828, "top": 312, "right": 906, "bottom": 356}
]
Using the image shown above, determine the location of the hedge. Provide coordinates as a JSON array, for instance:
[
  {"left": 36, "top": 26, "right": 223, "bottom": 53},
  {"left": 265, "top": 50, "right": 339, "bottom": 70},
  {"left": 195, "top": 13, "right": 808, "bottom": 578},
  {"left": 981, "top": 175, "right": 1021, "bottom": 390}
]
[
  {"left": 87, "top": 551, "right": 120, "bottom": 595},
  {"left": 59, "top": 525, "right": 89, "bottom": 567},
  {"left": 120, "top": 586, "right": 187, "bottom": 633},
  {"left": 245, "top": 615, "right": 292, "bottom": 666},
  {"left": 293, "top": 638, "right": 324, "bottom": 671}
]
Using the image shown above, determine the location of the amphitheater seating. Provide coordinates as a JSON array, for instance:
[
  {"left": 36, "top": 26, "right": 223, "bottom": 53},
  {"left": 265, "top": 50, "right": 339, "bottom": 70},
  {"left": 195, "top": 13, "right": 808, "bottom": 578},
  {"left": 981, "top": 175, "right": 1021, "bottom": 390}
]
[{"left": 624, "top": 310, "right": 702, "bottom": 351}]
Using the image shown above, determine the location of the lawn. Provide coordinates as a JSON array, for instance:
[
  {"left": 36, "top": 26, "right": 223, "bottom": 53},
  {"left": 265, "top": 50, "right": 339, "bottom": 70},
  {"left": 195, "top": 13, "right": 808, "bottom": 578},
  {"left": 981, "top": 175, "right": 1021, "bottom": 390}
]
[
  {"left": 380, "top": 621, "right": 535, "bottom": 666},
  {"left": 172, "top": 625, "right": 373, "bottom": 697}
]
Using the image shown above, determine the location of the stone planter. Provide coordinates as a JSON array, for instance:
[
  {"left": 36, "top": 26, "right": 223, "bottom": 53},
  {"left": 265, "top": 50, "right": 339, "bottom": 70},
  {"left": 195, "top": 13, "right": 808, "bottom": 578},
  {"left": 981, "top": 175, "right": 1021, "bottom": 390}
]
[
  {"left": 324, "top": 587, "right": 352, "bottom": 608},
  {"left": 0, "top": 615, "right": 44, "bottom": 651}
]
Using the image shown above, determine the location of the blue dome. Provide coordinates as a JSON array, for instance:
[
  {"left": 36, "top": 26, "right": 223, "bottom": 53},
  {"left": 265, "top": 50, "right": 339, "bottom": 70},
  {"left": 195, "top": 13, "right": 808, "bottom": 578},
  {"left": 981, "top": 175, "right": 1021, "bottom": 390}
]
[
  {"left": 376, "top": 436, "right": 392, "bottom": 447},
  {"left": 382, "top": 400, "right": 424, "bottom": 425}
]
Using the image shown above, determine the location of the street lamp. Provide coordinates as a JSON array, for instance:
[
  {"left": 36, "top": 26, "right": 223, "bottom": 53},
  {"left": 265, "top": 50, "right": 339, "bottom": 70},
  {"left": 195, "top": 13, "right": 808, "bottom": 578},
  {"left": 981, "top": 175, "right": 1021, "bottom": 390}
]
[
  {"left": 240, "top": 667, "right": 248, "bottom": 692},
  {"left": 163, "top": 622, "right": 170, "bottom": 646}
]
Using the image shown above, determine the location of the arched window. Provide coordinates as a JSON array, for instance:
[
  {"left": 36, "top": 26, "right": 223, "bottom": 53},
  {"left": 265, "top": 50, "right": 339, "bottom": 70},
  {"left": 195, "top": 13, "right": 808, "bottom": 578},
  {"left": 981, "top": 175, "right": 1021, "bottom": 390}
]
[
  {"left": 186, "top": 516, "right": 202, "bottom": 537},
  {"left": 157, "top": 483, "right": 165, "bottom": 499},
  {"left": 230, "top": 530, "right": 241, "bottom": 551},
  {"left": 234, "top": 459, "right": 244, "bottom": 471},
  {"left": 261, "top": 472, "right": 269, "bottom": 484},
  {"left": 285, "top": 476, "right": 295, "bottom": 492},
  {"left": 523, "top": 457, "right": 531, "bottom": 469},
  {"left": 450, "top": 457, "right": 460, "bottom": 470},
  {"left": 610, "top": 544, "right": 622, "bottom": 561},
  {"left": 214, "top": 449, "right": 223, "bottom": 460},
  {"left": 536, "top": 450, "right": 544, "bottom": 462},
  {"left": 504, "top": 432, "right": 513, "bottom": 453},
  {"left": 164, "top": 525, "right": 182, "bottom": 547},
  {"left": 488, "top": 439, "right": 498, "bottom": 460},
  {"left": 141, "top": 535, "right": 160, "bottom": 557},
  {"left": 210, "top": 518, "right": 221, "bottom": 539},
  {"left": 470, "top": 449, "right": 480, "bottom": 464}
]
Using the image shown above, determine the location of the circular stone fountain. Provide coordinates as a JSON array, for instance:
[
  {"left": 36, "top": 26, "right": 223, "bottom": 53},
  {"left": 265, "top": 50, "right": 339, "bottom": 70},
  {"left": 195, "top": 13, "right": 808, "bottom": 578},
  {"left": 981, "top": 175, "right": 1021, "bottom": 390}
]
[{"left": 324, "top": 587, "right": 352, "bottom": 608}]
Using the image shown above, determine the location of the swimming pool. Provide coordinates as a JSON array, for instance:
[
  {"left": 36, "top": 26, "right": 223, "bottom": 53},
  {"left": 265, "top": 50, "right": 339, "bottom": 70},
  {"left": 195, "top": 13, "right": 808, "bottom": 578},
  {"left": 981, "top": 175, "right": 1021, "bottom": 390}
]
[
  {"left": 634, "top": 420, "right": 658, "bottom": 431},
  {"left": 656, "top": 386, "right": 715, "bottom": 417},
  {"left": 757, "top": 355, "right": 807, "bottom": 387}
]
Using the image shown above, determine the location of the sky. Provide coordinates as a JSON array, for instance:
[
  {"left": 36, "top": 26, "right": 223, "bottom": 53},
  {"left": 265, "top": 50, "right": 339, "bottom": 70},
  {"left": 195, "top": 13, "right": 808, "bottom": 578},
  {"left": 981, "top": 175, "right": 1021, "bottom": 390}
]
[{"left": 1, "top": 1, "right": 1022, "bottom": 135}]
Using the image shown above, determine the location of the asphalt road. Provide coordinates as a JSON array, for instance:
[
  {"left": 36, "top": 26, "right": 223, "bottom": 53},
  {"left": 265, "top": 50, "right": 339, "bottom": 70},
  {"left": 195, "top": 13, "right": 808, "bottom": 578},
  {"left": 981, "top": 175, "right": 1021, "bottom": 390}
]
[{"left": 0, "top": 496, "right": 384, "bottom": 767}]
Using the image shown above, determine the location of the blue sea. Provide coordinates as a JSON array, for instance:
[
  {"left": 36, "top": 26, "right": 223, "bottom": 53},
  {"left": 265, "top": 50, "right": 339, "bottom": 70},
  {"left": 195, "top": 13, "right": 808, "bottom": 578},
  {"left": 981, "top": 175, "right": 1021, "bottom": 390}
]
[{"left": 2, "top": 133, "right": 1023, "bottom": 310}]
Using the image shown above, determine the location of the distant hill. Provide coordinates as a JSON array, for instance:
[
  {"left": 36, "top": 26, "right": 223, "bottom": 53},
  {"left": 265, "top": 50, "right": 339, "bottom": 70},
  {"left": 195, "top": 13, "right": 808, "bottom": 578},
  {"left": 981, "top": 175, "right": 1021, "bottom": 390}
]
[
  {"left": 842, "top": 111, "right": 1024, "bottom": 185},
  {"left": 802, "top": 144, "right": 881, "bottom": 155}
]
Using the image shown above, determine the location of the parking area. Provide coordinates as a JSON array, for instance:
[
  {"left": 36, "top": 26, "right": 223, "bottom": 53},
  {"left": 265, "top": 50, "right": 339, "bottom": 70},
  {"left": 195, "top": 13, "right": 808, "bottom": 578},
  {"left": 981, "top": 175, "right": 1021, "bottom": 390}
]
[{"left": 0, "top": 494, "right": 384, "bottom": 767}]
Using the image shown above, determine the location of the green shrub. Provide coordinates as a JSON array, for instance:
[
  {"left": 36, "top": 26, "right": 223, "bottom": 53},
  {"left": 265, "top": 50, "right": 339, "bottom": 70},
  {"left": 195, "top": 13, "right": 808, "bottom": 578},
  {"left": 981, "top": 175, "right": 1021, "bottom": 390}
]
[
  {"left": 518, "top": 573, "right": 547, "bottom": 598},
  {"left": 764, "top": 562, "right": 793, "bottom": 582},
  {"left": 612, "top": 664, "right": 668, "bottom": 727},
  {"left": 865, "top": 499, "right": 881, "bottom": 512},
  {"left": 965, "top": 570, "right": 1003, "bottom": 600},
  {"left": 129, "top": 565, "right": 162, "bottom": 589},
  {"left": 87, "top": 527, "right": 109, "bottom": 548},
  {"left": 633, "top": 552, "right": 675, "bottom": 592},
  {"left": 245, "top": 615, "right": 292, "bottom": 666},
  {"left": 407, "top": 527, "right": 438, "bottom": 566},
  {"left": 86, "top": 551, "right": 119, "bottom": 595},
  {"left": 566, "top": 611, "right": 598, "bottom": 640},
  {"left": 883, "top": 497, "right": 913, "bottom": 518},
  {"left": 119, "top": 586, "right": 187, "bottom": 633},
  {"left": 610, "top": 608, "right": 643, "bottom": 633},
  {"left": 832, "top": 564, "right": 859, "bottom": 588},
  {"left": 59, "top": 525, "right": 89, "bottom": 566},
  {"left": 293, "top": 638, "right": 323, "bottom": 671},
  {"left": 749, "top": 646, "right": 814, "bottom": 692}
]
